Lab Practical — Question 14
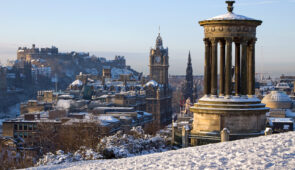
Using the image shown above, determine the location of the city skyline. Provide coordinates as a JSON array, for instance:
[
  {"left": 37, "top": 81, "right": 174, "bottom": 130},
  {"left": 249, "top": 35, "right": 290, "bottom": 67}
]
[{"left": 0, "top": 0, "right": 294, "bottom": 76}]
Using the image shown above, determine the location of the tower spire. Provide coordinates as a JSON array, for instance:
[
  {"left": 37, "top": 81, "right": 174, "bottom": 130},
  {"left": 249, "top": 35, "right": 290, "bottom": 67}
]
[
  {"left": 158, "top": 25, "right": 161, "bottom": 35},
  {"left": 183, "top": 51, "right": 194, "bottom": 101},
  {"left": 156, "top": 28, "right": 163, "bottom": 48},
  {"left": 188, "top": 50, "right": 191, "bottom": 64}
]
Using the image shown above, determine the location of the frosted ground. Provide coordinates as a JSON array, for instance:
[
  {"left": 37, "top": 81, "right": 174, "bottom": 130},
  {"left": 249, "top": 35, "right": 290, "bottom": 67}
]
[{"left": 29, "top": 131, "right": 295, "bottom": 170}]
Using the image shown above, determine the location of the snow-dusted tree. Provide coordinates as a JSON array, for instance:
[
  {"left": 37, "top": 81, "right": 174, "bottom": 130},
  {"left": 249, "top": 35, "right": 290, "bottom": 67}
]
[{"left": 97, "top": 126, "right": 170, "bottom": 158}]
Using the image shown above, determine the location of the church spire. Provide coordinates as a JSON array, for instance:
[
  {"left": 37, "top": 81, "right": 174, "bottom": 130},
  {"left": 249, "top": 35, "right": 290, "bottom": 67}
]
[
  {"left": 183, "top": 51, "right": 194, "bottom": 101},
  {"left": 188, "top": 50, "right": 192, "bottom": 65}
]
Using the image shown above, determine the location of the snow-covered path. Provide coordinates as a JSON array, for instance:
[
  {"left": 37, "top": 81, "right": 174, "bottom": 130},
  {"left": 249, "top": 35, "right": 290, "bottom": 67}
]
[{"left": 29, "top": 132, "right": 295, "bottom": 170}]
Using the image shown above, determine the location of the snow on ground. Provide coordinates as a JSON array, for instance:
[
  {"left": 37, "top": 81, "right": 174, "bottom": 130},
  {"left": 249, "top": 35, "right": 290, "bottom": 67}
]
[{"left": 29, "top": 131, "right": 295, "bottom": 170}]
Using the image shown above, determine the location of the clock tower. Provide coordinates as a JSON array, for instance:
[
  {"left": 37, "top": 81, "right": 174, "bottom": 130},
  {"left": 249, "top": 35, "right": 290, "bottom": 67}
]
[
  {"left": 145, "top": 33, "right": 172, "bottom": 127},
  {"left": 149, "top": 33, "right": 169, "bottom": 86}
]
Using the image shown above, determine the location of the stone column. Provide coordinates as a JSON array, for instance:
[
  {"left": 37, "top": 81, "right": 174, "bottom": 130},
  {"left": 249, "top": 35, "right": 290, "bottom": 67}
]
[
  {"left": 219, "top": 39, "right": 225, "bottom": 96},
  {"left": 248, "top": 40, "right": 256, "bottom": 96},
  {"left": 252, "top": 40, "right": 256, "bottom": 95},
  {"left": 204, "top": 39, "right": 211, "bottom": 95},
  {"left": 225, "top": 38, "right": 232, "bottom": 97},
  {"left": 171, "top": 120, "right": 175, "bottom": 146},
  {"left": 240, "top": 40, "right": 248, "bottom": 96},
  {"left": 182, "top": 125, "right": 189, "bottom": 148},
  {"left": 235, "top": 41, "right": 241, "bottom": 96},
  {"left": 211, "top": 38, "right": 218, "bottom": 96}
]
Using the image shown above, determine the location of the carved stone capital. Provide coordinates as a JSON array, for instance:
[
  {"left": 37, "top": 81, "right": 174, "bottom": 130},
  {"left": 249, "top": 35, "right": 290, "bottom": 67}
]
[
  {"left": 203, "top": 38, "right": 210, "bottom": 46},
  {"left": 240, "top": 39, "right": 248, "bottom": 46},
  {"left": 210, "top": 38, "right": 218, "bottom": 46},
  {"left": 250, "top": 38, "right": 257, "bottom": 45},
  {"left": 225, "top": 37, "right": 233, "bottom": 45},
  {"left": 248, "top": 39, "right": 256, "bottom": 48}
]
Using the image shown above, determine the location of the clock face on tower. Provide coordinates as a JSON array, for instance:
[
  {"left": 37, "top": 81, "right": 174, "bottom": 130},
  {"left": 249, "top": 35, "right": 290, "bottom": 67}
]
[{"left": 155, "top": 56, "right": 161, "bottom": 63}]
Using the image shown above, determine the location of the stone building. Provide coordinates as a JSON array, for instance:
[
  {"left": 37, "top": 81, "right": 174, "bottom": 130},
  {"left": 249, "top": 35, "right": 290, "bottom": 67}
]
[
  {"left": 2, "top": 107, "right": 153, "bottom": 146},
  {"left": 146, "top": 33, "right": 172, "bottom": 126},
  {"left": 2, "top": 113, "right": 62, "bottom": 147},
  {"left": 102, "top": 66, "right": 111, "bottom": 78},
  {"left": 37, "top": 90, "right": 59, "bottom": 103},
  {"left": 262, "top": 91, "right": 293, "bottom": 112},
  {"left": 190, "top": 1, "right": 269, "bottom": 143},
  {"left": 20, "top": 100, "right": 52, "bottom": 114},
  {"left": 261, "top": 91, "right": 295, "bottom": 132}
]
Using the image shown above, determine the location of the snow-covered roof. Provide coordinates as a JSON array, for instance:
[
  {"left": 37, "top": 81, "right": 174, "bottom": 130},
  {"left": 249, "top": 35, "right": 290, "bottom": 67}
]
[
  {"left": 286, "top": 109, "right": 295, "bottom": 118},
  {"left": 58, "top": 94, "right": 74, "bottom": 100},
  {"left": 202, "top": 1, "right": 259, "bottom": 22},
  {"left": 276, "top": 82, "right": 290, "bottom": 89},
  {"left": 56, "top": 99, "right": 73, "bottom": 110},
  {"left": 111, "top": 68, "right": 133, "bottom": 79},
  {"left": 97, "top": 115, "right": 119, "bottom": 123},
  {"left": 145, "top": 80, "right": 158, "bottom": 87},
  {"left": 71, "top": 79, "right": 83, "bottom": 86},
  {"left": 120, "top": 116, "right": 132, "bottom": 120},
  {"left": 268, "top": 117, "right": 293, "bottom": 123},
  {"left": 143, "top": 112, "right": 152, "bottom": 116},
  {"left": 206, "top": 12, "right": 255, "bottom": 21}
]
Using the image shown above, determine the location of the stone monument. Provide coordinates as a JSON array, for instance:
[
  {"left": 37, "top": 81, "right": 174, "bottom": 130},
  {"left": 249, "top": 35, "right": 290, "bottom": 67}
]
[{"left": 190, "top": 1, "right": 269, "bottom": 141}]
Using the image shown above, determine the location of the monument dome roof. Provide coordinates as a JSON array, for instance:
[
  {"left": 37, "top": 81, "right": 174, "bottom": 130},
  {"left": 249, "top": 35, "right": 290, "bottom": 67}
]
[
  {"left": 206, "top": 12, "right": 255, "bottom": 21},
  {"left": 203, "top": 1, "right": 259, "bottom": 22}
]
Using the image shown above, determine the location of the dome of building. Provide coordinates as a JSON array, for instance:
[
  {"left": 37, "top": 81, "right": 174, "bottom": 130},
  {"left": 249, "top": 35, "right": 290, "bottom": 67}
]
[
  {"left": 203, "top": 1, "right": 260, "bottom": 22},
  {"left": 261, "top": 91, "right": 292, "bottom": 109},
  {"left": 207, "top": 12, "right": 255, "bottom": 21}
]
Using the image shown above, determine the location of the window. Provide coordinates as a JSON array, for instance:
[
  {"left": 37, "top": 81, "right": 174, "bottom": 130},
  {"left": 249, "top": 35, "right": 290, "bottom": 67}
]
[
  {"left": 24, "top": 132, "right": 28, "bottom": 138},
  {"left": 14, "top": 132, "right": 18, "bottom": 138},
  {"left": 19, "top": 124, "right": 23, "bottom": 130},
  {"left": 24, "top": 124, "right": 27, "bottom": 130},
  {"left": 28, "top": 124, "right": 33, "bottom": 131},
  {"left": 19, "top": 132, "right": 23, "bottom": 138},
  {"left": 14, "top": 124, "right": 18, "bottom": 130},
  {"left": 33, "top": 124, "right": 37, "bottom": 130}
]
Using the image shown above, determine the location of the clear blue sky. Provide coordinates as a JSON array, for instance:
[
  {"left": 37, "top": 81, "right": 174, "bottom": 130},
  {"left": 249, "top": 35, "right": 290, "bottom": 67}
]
[{"left": 0, "top": 0, "right": 294, "bottom": 76}]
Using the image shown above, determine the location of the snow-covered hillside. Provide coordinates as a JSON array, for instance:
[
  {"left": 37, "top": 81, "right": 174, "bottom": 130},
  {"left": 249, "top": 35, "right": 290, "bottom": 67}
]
[{"left": 28, "top": 132, "right": 295, "bottom": 169}]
